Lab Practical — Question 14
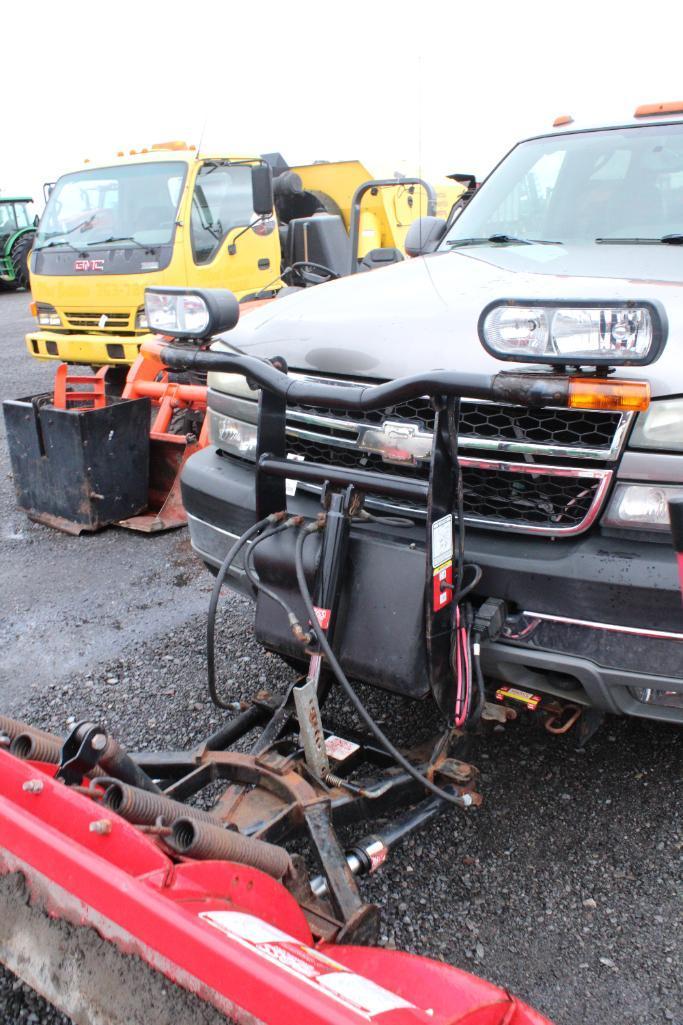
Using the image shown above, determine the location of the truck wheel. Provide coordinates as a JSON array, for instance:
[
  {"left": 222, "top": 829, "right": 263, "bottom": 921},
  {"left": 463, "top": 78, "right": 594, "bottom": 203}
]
[{"left": 10, "top": 233, "right": 34, "bottom": 290}]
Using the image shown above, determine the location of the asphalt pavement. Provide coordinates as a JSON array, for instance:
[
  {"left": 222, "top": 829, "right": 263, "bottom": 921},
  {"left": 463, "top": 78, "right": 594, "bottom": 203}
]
[{"left": 0, "top": 291, "right": 681, "bottom": 1025}]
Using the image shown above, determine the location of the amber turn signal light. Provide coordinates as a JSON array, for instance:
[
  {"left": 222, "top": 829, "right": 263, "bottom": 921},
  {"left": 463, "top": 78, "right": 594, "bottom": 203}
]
[{"left": 568, "top": 378, "right": 650, "bottom": 412}]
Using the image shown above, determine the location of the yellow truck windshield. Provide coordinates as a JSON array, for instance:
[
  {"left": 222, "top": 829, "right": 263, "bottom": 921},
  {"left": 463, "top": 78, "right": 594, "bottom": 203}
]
[{"left": 34, "top": 161, "right": 187, "bottom": 251}]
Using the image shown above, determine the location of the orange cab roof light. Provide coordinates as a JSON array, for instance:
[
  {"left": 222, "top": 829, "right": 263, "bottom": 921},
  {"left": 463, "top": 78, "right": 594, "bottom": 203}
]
[
  {"left": 568, "top": 378, "right": 650, "bottom": 413},
  {"left": 151, "top": 140, "right": 191, "bottom": 151},
  {"left": 553, "top": 114, "right": 574, "bottom": 127},
  {"left": 634, "top": 101, "right": 683, "bottom": 118}
]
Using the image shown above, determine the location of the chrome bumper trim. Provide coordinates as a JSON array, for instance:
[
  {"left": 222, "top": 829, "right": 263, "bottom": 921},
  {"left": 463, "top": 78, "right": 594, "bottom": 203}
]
[{"left": 514, "top": 610, "right": 683, "bottom": 643}]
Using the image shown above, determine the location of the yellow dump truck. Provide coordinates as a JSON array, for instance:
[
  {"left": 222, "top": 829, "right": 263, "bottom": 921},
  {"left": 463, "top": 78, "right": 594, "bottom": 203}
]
[{"left": 27, "top": 144, "right": 464, "bottom": 368}]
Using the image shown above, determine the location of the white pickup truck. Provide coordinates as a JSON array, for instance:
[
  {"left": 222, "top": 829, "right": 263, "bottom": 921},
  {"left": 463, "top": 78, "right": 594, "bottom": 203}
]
[{"left": 181, "top": 104, "right": 683, "bottom": 726}]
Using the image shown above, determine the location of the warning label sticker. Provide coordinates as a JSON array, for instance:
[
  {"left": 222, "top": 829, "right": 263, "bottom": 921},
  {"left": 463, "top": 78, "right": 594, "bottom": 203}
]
[
  {"left": 285, "top": 453, "right": 305, "bottom": 496},
  {"left": 432, "top": 560, "right": 453, "bottom": 612},
  {"left": 325, "top": 735, "right": 360, "bottom": 761},
  {"left": 431, "top": 514, "right": 453, "bottom": 568},
  {"left": 200, "top": 910, "right": 415, "bottom": 1019}
]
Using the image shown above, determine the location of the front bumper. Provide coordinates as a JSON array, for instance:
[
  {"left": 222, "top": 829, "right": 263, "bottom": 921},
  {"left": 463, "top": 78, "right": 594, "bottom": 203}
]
[
  {"left": 25, "top": 330, "right": 144, "bottom": 365},
  {"left": 182, "top": 446, "right": 683, "bottom": 724}
]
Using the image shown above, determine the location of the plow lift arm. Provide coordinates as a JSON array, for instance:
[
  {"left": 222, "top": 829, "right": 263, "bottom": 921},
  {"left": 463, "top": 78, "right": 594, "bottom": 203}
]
[{"left": 2, "top": 286, "right": 656, "bottom": 1025}]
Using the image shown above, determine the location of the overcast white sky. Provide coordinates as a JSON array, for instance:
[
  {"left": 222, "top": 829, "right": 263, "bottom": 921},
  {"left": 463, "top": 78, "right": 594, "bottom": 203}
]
[{"left": 4, "top": 0, "right": 683, "bottom": 207}]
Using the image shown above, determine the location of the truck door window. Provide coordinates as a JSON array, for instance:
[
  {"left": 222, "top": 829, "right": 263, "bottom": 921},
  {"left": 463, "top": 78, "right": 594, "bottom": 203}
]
[{"left": 190, "top": 163, "right": 254, "bottom": 265}]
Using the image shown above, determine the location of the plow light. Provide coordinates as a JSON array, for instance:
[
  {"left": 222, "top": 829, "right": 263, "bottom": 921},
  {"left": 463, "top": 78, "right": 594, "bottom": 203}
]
[
  {"left": 145, "top": 287, "right": 239, "bottom": 339},
  {"left": 479, "top": 299, "right": 666, "bottom": 367}
]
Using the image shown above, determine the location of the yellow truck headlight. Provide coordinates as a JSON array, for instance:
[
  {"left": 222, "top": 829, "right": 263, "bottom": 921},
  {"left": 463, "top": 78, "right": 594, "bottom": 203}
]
[{"left": 36, "top": 303, "right": 61, "bottom": 327}]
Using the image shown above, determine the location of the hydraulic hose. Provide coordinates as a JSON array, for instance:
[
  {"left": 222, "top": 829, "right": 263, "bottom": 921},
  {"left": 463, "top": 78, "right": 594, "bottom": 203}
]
[
  {"left": 207, "top": 512, "right": 286, "bottom": 708},
  {"left": 294, "top": 526, "right": 475, "bottom": 811},
  {"left": 242, "top": 517, "right": 310, "bottom": 642}
]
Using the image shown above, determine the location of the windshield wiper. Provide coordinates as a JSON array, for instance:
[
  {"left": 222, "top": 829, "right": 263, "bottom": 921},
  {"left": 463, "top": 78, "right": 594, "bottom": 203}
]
[
  {"left": 34, "top": 239, "right": 78, "bottom": 251},
  {"left": 446, "top": 234, "right": 560, "bottom": 248},
  {"left": 596, "top": 235, "right": 683, "bottom": 245},
  {"left": 84, "top": 235, "right": 147, "bottom": 248}
]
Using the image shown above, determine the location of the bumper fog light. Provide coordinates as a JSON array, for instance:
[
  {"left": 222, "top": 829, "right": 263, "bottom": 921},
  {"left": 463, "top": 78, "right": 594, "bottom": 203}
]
[
  {"left": 208, "top": 409, "right": 258, "bottom": 459},
  {"left": 602, "top": 483, "right": 683, "bottom": 533},
  {"left": 631, "top": 687, "right": 683, "bottom": 710}
]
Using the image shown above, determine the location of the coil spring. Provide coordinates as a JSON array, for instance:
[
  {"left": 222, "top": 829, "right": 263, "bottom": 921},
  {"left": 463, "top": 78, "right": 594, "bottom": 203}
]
[
  {"left": 102, "top": 779, "right": 218, "bottom": 827},
  {"left": 170, "top": 817, "right": 292, "bottom": 881},
  {"left": 10, "top": 732, "right": 63, "bottom": 763}
]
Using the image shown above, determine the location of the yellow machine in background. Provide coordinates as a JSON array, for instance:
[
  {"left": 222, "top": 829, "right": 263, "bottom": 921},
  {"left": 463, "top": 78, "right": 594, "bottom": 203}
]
[{"left": 27, "top": 145, "right": 464, "bottom": 369}]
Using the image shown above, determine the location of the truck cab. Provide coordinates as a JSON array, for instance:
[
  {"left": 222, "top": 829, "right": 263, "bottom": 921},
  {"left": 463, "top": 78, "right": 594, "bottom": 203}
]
[
  {"left": 27, "top": 144, "right": 282, "bottom": 367},
  {"left": 180, "top": 104, "right": 683, "bottom": 728},
  {"left": 27, "top": 146, "right": 464, "bottom": 369}
]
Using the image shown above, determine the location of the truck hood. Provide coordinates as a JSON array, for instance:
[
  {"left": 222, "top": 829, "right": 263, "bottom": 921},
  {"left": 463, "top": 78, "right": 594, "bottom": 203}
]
[{"left": 214, "top": 244, "right": 683, "bottom": 398}]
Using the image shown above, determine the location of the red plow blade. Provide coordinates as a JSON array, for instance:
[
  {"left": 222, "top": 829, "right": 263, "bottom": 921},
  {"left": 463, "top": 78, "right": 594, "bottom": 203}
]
[{"left": 0, "top": 750, "right": 551, "bottom": 1025}]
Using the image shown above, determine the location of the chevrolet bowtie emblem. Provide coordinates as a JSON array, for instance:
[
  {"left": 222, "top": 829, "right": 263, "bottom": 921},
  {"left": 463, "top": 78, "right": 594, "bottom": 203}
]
[{"left": 356, "top": 420, "right": 433, "bottom": 466}]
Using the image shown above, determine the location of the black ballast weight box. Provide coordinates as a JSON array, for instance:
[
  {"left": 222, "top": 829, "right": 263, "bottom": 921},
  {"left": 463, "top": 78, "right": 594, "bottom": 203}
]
[{"left": 3, "top": 394, "right": 151, "bottom": 533}]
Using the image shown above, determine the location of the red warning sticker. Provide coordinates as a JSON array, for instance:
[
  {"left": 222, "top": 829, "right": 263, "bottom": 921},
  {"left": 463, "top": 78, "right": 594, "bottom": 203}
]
[
  {"left": 313, "top": 606, "right": 331, "bottom": 630},
  {"left": 432, "top": 561, "right": 453, "bottom": 612}
]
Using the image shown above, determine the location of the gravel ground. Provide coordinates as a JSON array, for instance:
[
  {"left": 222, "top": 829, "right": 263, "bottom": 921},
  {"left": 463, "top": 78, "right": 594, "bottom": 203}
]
[{"left": 1, "top": 292, "right": 681, "bottom": 1025}]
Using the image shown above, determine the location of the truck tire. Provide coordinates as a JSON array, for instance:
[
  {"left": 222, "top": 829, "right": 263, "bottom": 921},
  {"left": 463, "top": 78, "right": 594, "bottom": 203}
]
[{"left": 10, "top": 233, "right": 34, "bottom": 290}]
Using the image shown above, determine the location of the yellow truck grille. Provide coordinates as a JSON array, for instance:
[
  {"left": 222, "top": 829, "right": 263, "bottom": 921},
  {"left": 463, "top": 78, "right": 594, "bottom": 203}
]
[{"left": 62, "top": 311, "right": 134, "bottom": 333}]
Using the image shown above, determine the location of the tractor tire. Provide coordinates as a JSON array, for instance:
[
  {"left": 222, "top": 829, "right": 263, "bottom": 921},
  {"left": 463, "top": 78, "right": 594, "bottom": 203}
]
[{"left": 10, "top": 233, "right": 35, "bottom": 290}]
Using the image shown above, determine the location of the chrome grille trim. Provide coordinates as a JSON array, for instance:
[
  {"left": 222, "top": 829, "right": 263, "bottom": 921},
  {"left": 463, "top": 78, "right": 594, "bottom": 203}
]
[
  {"left": 286, "top": 404, "right": 632, "bottom": 462},
  {"left": 291, "top": 461, "right": 612, "bottom": 537}
]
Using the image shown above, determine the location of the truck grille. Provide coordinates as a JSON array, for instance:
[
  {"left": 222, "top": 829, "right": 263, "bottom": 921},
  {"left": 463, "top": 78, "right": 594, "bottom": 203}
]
[
  {"left": 284, "top": 386, "right": 630, "bottom": 536},
  {"left": 62, "top": 310, "right": 135, "bottom": 334}
]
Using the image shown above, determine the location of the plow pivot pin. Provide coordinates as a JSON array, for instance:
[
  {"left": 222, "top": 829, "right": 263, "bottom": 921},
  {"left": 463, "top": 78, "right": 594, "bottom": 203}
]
[
  {"left": 22, "top": 780, "right": 44, "bottom": 794},
  {"left": 89, "top": 819, "right": 112, "bottom": 835},
  {"left": 91, "top": 734, "right": 107, "bottom": 751}
]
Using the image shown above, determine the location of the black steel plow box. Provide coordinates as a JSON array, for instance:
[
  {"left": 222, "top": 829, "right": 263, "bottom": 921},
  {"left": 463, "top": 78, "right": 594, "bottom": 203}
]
[{"left": 3, "top": 394, "right": 151, "bottom": 533}]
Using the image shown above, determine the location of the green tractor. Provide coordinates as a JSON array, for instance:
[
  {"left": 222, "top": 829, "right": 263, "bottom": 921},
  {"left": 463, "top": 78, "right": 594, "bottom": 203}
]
[{"left": 0, "top": 196, "right": 36, "bottom": 291}]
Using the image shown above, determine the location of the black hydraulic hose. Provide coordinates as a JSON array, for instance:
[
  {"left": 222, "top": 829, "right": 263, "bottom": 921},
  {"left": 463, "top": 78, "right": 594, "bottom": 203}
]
[
  {"left": 243, "top": 518, "right": 310, "bottom": 641},
  {"left": 294, "top": 526, "right": 474, "bottom": 811},
  {"left": 207, "top": 513, "right": 286, "bottom": 709}
]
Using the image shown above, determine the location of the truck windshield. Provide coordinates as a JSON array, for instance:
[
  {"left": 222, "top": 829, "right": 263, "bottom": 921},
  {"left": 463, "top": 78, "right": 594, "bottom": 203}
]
[
  {"left": 442, "top": 123, "right": 683, "bottom": 247},
  {"left": 33, "top": 161, "right": 186, "bottom": 251}
]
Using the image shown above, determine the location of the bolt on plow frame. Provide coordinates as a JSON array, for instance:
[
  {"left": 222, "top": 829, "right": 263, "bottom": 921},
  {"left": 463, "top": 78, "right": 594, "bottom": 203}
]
[{"left": 0, "top": 286, "right": 663, "bottom": 1024}]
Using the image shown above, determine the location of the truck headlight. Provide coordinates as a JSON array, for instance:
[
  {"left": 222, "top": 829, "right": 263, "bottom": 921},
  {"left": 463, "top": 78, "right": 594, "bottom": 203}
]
[
  {"left": 208, "top": 409, "right": 258, "bottom": 459},
  {"left": 145, "top": 287, "right": 239, "bottom": 339},
  {"left": 602, "top": 483, "right": 683, "bottom": 532},
  {"left": 36, "top": 303, "right": 61, "bottom": 327},
  {"left": 630, "top": 398, "right": 683, "bottom": 452},
  {"left": 479, "top": 300, "right": 666, "bottom": 367}
]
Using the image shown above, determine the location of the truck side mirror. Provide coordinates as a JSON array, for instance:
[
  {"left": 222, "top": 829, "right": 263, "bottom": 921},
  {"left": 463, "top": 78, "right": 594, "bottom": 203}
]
[
  {"left": 251, "top": 164, "right": 274, "bottom": 217},
  {"left": 404, "top": 216, "right": 447, "bottom": 257}
]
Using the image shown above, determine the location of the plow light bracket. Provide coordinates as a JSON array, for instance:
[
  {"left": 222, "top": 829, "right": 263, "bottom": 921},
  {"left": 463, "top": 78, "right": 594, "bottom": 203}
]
[{"left": 145, "top": 287, "right": 239, "bottom": 340}]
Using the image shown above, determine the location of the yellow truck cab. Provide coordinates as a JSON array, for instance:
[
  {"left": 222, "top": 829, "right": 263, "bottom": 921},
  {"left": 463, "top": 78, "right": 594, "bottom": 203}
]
[
  {"left": 27, "top": 144, "right": 465, "bottom": 368},
  {"left": 28, "top": 144, "right": 282, "bottom": 367}
]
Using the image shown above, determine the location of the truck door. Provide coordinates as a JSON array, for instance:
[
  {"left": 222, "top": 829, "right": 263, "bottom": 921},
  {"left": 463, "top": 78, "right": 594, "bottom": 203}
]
[{"left": 187, "top": 161, "right": 280, "bottom": 298}]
